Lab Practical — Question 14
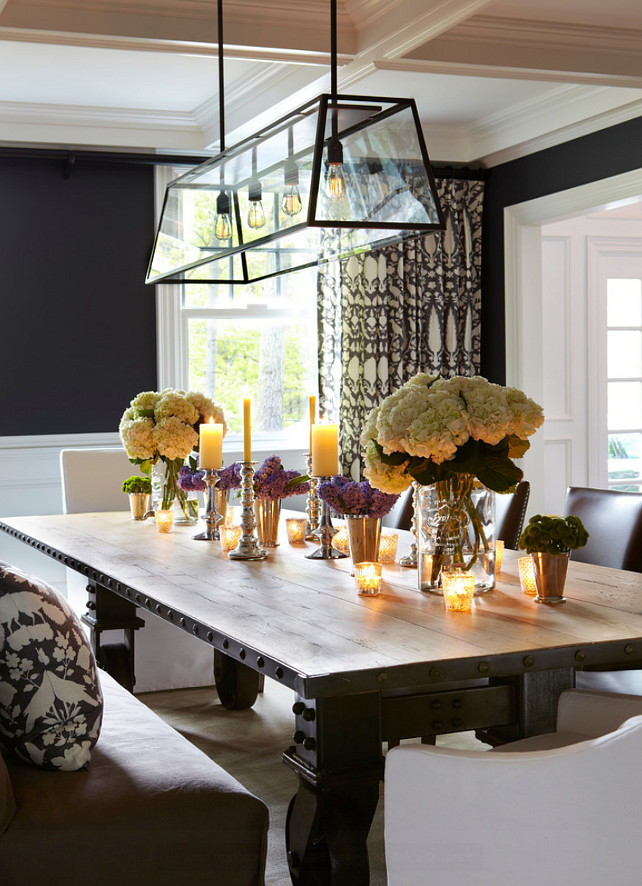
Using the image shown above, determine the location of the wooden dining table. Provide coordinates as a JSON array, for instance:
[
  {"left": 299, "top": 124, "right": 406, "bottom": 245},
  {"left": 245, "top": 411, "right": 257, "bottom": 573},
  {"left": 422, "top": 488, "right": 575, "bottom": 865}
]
[{"left": 3, "top": 510, "right": 642, "bottom": 885}]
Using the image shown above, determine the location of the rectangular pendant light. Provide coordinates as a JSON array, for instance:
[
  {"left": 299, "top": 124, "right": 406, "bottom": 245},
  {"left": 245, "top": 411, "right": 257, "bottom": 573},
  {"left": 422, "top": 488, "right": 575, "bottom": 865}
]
[{"left": 145, "top": 92, "right": 445, "bottom": 286}]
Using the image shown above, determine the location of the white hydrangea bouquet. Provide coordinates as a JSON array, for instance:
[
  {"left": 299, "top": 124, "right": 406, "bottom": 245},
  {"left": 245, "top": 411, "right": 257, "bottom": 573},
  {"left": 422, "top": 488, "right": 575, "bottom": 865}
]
[
  {"left": 361, "top": 374, "right": 544, "bottom": 588},
  {"left": 119, "top": 389, "right": 226, "bottom": 514},
  {"left": 361, "top": 373, "right": 543, "bottom": 494}
]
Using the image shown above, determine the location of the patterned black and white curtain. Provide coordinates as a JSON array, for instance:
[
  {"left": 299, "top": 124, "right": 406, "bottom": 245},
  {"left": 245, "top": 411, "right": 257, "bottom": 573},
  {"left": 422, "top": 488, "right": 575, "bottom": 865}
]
[{"left": 317, "top": 177, "right": 485, "bottom": 479}]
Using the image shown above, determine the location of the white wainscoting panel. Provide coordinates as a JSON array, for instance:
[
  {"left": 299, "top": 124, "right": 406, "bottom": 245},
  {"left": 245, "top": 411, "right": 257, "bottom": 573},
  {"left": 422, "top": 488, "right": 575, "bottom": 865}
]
[{"left": 0, "top": 432, "right": 121, "bottom": 586}]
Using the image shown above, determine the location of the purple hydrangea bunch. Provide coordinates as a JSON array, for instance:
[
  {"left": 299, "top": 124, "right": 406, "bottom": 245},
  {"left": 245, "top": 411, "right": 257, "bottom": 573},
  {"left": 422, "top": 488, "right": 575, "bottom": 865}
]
[
  {"left": 318, "top": 475, "right": 399, "bottom": 518},
  {"left": 177, "top": 463, "right": 207, "bottom": 492},
  {"left": 216, "top": 462, "right": 242, "bottom": 491},
  {"left": 254, "top": 455, "right": 310, "bottom": 501}
]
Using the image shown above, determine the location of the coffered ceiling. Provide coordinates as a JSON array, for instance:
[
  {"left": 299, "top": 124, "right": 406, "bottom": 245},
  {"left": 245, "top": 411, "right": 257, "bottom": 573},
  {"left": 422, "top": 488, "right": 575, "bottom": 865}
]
[{"left": 1, "top": 0, "right": 642, "bottom": 165}]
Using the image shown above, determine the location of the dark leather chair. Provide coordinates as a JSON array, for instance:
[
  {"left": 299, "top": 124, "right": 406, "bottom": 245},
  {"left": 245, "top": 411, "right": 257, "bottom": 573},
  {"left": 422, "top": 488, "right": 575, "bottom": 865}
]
[
  {"left": 496, "top": 480, "right": 530, "bottom": 550},
  {"left": 564, "top": 486, "right": 642, "bottom": 572},
  {"left": 383, "top": 485, "right": 415, "bottom": 531},
  {"left": 565, "top": 486, "right": 642, "bottom": 695}
]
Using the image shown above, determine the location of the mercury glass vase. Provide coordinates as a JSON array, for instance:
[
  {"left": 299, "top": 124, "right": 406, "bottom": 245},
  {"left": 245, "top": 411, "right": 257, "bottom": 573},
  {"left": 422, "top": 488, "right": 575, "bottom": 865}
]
[
  {"left": 254, "top": 498, "right": 282, "bottom": 547},
  {"left": 417, "top": 475, "right": 496, "bottom": 594},
  {"left": 345, "top": 515, "right": 382, "bottom": 573}
]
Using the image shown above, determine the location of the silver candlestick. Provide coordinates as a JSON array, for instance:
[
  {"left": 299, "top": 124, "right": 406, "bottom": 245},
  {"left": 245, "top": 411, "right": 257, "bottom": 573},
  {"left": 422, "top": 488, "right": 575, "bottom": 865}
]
[
  {"left": 305, "top": 476, "right": 348, "bottom": 560},
  {"left": 228, "top": 461, "right": 267, "bottom": 561},
  {"left": 304, "top": 453, "right": 321, "bottom": 540},
  {"left": 193, "top": 469, "right": 223, "bottom": 540},
  {"left": 399, "top": 481, "right": 419, "bottom": 567}
]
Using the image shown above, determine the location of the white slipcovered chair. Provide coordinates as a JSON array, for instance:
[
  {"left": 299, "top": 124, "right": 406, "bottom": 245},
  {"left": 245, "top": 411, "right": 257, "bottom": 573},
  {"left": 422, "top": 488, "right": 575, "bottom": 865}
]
[
  {"left": 385, "top": 689, "right": 642, "bottom": 886},
  {"left": 60, "top": 448, "right": 215, "bottom": 693}
]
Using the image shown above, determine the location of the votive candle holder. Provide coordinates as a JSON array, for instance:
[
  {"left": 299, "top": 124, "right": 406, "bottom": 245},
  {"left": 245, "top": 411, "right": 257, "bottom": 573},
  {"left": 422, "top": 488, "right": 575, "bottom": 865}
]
[
  {"left": 155, "top": 509, "right": 174, "bottom": 533},
  {"left": 332, "top": 526, "right": 350, "bottom": 555},
  {"left": 519, "top": 556, "right": 537, "bottom": 596},
  {"left": 286, "top": 518, "right": 308, "bottom": 544},
  {"left": 442, "top": 569, "right": 475, "bottom": 611},
  {"left": 220, "top": 525, "right": 242, "bottom": 552},
  {"left": 378, "top": 533, "right": 398, "bottom": 564},
  {"left": 496, "top": 539, "right": 505, "bottom": 574},
  {"left": 354, "top": 562, "right": 382, "bottom": 596}
]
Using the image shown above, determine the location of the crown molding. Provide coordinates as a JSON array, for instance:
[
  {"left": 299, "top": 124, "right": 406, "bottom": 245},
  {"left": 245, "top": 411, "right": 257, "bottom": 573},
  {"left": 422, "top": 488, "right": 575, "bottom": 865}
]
[
  {"left": 474, "top": 91, "right": 642, "bottom": 167},
  {"left": 451, "top": 15, "right": 642, "bottom": 53}
]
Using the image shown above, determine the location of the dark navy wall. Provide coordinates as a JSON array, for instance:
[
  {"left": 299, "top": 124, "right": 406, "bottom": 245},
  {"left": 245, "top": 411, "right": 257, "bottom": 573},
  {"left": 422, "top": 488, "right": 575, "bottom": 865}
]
[
  {"left": 0, "top": 155, "right": 156, "bottom": 435},
  {"left": 481, "top": 115, "right": 642, "bottom": 384}
]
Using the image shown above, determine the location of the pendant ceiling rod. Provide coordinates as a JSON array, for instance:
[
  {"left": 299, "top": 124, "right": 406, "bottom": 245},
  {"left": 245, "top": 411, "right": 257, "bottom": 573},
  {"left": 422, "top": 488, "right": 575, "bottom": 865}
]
[
  {"left": 330, "top": 0, "right": 338, "bottom": 103},
  {"left": 218, "top": 0, "right": 225, "bottom": 152}
]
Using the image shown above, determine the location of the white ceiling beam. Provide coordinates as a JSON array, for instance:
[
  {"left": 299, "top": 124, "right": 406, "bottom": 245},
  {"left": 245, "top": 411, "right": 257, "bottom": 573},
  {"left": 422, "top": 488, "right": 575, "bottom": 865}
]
[
  {"left": 335, "top": 0, "right": 496, "bottom": 91},
  {"left": 405, "top": 16, "right": 642, "bottom": 86}
]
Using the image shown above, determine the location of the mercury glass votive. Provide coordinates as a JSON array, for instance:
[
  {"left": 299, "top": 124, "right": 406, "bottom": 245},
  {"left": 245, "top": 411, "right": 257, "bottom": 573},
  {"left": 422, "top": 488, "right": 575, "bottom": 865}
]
[
  {"left": 286, "top": 518, "right": 308, "bottom": 544},
  {"left": 442, "top": 569, "right": 475, "bottom": 611},
  {"left": 354, "top": 562, "right": 382, "bottom": 596},
  {"left": 220, "top": 524, "right": 242, "bottom": 552},
  {"left": 519, "top": 556, "right": 537, "bottom": 596},
  {"left": 378, "top": 533, "right": 398, "bottom": 564},
  {"left": 155, "top": 509, "right": 174, "bottom": 533},
  {"left": 332, "top": 526, "right": 350, "bottom": 555},
  {"left": 496, "top": 539, "right": 505, "bottom": 574}
]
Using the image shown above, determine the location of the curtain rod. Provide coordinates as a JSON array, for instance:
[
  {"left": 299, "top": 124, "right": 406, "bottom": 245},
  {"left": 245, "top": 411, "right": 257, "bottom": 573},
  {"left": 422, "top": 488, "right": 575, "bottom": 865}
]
[
  {"left": 433, "top": 165, "right": 487, "bottom": 181},
  {"left": 0, "top": 147, "right": 208, "bottom": 166}
]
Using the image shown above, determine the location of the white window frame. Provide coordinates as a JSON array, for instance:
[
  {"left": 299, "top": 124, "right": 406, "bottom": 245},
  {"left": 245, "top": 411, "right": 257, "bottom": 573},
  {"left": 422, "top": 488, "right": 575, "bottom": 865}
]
[{"left": 154, "top": 165, "right": 317, "bottom": 457}]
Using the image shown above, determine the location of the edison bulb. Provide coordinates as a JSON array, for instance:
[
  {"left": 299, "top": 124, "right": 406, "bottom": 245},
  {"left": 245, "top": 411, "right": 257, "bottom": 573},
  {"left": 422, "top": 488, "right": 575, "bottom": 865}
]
[
  {"left": 247, "top": 199, "right": 266, "bottom": 229},
  {"left": 214, "top": 211, "right": 232, "bottom": 240},
  {"left": 282, "top": 184, "right": 302, "bottom": 216},
  {"left": 325, "top": 163, "right": 346, "bottom": 199}
]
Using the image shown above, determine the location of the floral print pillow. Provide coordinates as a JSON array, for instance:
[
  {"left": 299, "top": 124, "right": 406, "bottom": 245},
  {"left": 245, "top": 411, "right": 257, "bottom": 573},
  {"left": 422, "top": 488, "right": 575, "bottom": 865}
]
[{"left": 0, "top": 562, "right": 103, "bottom": 771}]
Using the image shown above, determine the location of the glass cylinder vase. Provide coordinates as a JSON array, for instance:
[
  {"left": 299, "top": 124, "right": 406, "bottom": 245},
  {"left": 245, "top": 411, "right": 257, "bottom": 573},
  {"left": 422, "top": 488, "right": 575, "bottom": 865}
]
[
  {"left": 345, "top": 515, "right": 382, "bottom": 574},
  {"left": 151, "top": 459, "right": 199, "bottom": 526},
  {"left": 417, "top": 475, "right": 496, "bottom": 595},
  {"left": 254, "top": 498, "right": 282, "bottom": 547}
]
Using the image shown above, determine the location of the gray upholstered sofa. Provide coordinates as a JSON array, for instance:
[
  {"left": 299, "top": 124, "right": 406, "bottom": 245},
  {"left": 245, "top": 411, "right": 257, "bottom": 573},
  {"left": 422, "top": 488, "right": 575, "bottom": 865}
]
[{"left": 1, "top": 670, "right": 269, "bottom": 886}]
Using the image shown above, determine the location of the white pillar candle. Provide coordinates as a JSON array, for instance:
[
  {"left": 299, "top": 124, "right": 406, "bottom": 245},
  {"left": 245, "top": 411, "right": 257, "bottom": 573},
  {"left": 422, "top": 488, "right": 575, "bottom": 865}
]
[
  {"left": 199, "top": 419, "right": 223, "bottom": 470},
  {"left": 311, "top": 423, "right": 338, "bottom": 476},
  {"left": 243, "top": 398, "right": 252, "bottom": 462}
]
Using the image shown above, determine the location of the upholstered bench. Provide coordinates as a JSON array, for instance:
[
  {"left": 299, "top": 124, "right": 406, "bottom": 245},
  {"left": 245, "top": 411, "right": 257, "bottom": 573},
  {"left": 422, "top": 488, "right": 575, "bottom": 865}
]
[{"left": 0, "top": 563, "right": 269, "bottom": 886}]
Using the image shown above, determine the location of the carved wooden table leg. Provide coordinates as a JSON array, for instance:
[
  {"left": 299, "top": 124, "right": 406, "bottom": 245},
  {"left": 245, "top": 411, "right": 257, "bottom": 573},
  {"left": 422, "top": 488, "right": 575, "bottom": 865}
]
[
  {"left": 283, "top": 691, "right": 383, "bottom": 885},
  {"left": 214, "top": 650, "right": 260, "bottom": 709}
]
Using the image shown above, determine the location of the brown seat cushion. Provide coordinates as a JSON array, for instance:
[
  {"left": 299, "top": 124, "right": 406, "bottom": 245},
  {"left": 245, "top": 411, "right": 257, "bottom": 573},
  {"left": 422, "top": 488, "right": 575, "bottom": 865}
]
[
  {"left": 1, "top": 670, "right": 268, "bottom": 886},
  {"left": 0, "top": 753, "right": 16, "bottom": 834}
]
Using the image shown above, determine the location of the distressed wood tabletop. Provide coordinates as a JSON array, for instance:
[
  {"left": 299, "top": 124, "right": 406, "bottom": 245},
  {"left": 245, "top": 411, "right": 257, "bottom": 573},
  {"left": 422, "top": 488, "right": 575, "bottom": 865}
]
[{"left": 3, "top": 511, "right": 642, "bottom": 697}]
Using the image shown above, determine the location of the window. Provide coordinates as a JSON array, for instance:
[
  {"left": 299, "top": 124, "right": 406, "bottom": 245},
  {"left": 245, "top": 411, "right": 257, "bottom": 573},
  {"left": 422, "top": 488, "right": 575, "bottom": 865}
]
[
  {"left": 607, "top": 277, "right": 642, "bottom": 492},
  {"left": 183, "top": 271, "right": 318, "bottom": 449},
  {"left": 155, "top": 160, "right": 318, "bottom": 454}
]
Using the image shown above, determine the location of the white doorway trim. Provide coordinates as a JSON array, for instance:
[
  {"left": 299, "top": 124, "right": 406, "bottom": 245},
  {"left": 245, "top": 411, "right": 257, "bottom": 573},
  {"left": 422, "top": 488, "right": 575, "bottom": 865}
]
[{"left": 504, "top": 167, "right": 642, "bottom": 514}]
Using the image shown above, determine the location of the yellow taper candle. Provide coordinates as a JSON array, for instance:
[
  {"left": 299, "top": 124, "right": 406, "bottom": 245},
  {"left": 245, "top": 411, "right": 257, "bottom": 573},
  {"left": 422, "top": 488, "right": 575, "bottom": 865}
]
[
  {"left": 243, "top": 398, "right": 252, "bottom": 461},
  {"left": 309, "top": 394, "right": 316, "bottom": 452},
  {"left": 311, "top": 423, "right": 338, "bottom": 476},
  {"left": 199, "top": 418, "right": 223, "bottom": 470}
]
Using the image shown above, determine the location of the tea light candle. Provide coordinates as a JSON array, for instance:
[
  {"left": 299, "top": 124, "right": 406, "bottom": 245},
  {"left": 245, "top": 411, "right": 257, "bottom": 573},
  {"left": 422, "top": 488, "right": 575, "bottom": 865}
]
[
  {"left": 495, "top": 539, "right": 505, "bottom": 574},
  {"left": 442, "top": 569, "right": 475, "bottom": 611},
  {"left": 311, "top": 423, "right": 338, "bottom": 476},
  {"left": 519, "top": 556, "right": 537, "bottom": 596},
  {"left": 378, "top": 533, "right": 398, "bottom": 564},
  {"left": 243, "top": 397, "right": 252, "bottom": 461},
  {"left": 199, "top": 418, "right": 223, "bottom": 470},
  {"left": 220, "top": 525, "right": 242, "bottom": 552},
  {"left": 286, "top": 517, "right": 307, "bottom": 544},
  {"left": 155, "top": 509, "right": 174, "bottom": 533},
  {"left": 354, "top": 562, "right": 382, "bottom": 596},
  {"left": 333, "top": 526, "right": 349, "bottom": 554}
]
